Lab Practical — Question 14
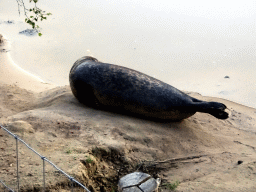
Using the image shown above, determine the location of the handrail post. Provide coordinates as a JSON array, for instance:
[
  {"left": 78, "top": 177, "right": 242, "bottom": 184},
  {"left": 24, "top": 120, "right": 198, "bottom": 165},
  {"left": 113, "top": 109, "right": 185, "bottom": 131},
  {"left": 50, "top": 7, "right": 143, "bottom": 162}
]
[
  {"left": 70, "top": 177, "right": 74, "bottom": 192},
  {"left": 15, "top": 136, "right": 20, "bottom": 192},
  {"left": 41, "top": 156, "right": 46, "bottom": 192}
]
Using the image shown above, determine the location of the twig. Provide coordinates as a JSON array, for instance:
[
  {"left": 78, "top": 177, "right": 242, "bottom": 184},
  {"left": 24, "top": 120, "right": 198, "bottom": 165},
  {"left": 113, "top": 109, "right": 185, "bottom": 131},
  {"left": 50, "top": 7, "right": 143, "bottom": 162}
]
[
  {"left": 122, "top": 176, "right": 152, "bottom": 192},
  {"left": 144, "top": 154, "right": 208, "bottom": 165}
]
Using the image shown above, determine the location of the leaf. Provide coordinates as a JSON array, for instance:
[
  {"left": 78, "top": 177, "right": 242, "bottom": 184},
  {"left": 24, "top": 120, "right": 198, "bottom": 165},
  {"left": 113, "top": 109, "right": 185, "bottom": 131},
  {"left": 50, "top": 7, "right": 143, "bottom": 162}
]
[
  {"left": 31, "top": 22, "right": 35, "bottom": 28},
  {"left": 38, "top": 33, "right": 42, "bottom": 36}
]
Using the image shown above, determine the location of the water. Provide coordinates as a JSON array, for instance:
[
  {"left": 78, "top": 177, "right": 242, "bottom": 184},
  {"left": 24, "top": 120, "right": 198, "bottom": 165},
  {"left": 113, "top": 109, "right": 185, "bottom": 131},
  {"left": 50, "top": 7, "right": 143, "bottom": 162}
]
[{"left": 0, "top": 0, "right": 256, "bottom": 107}]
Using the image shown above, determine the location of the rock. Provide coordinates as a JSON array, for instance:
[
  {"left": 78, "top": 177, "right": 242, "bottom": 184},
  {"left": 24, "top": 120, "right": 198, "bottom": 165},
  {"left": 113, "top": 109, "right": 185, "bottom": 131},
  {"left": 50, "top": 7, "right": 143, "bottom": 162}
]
[
  {"left": 7, "top": 121, "right": 35, "bottom": 134},
  {"left": 48, "top": 131, "right": 57, "bottom": 137},
  {"left": 118, "top": 172, "right": 160, "bottom": 192},
  {"left": 224, "top": 76, "right": 230, "bottom": 79},
  {"left": 0, "top": 34, "right": 3, "bottom": 44},
  {"left": 4, "top": 20, "right": 15, "bottom": 24},
  {"left": 237, "top": 160, "right": 243, "bottom": 165},
  {"left": 19, "top": 29, "right": 37, "bottom": 36}
]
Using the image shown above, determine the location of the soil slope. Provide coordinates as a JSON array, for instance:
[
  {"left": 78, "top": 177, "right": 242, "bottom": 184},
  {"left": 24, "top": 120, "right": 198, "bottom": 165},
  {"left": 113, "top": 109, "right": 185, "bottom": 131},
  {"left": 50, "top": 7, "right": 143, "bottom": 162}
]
[{"left": 0, "top": 85, "right": 256, "bottom": 192}]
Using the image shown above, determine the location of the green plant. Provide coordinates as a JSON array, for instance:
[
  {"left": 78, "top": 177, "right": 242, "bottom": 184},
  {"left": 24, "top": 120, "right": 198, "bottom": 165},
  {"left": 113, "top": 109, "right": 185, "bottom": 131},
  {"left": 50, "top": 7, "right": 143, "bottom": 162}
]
[
  {"left": 15, "top": 0, "right": 52, "bottom": 36},
  {"left": 66, "top": 149, "right": 72, "bottom": 154},
  {"left": 162, "top": 181, "right": 180, "bottom": 191},
  {"left": 85, "top": 157, "right": 93, "bottom": 164},
  {"left": 110, "top": 185, "right": 117, "bottom": 192}
]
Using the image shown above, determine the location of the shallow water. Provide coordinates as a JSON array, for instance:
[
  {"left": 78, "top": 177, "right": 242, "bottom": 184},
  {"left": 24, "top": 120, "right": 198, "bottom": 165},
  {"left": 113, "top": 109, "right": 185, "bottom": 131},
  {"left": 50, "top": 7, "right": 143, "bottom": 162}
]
[{"left": 0, "top": 0, "right": 256, "bottom": 108}]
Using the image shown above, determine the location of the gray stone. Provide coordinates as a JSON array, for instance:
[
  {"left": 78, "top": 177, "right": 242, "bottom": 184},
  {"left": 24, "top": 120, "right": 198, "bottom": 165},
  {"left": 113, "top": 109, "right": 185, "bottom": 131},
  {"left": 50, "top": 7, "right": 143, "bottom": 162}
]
[
  {"left": 19, "top": 29, "right": 37, "bottom": 36},
  {"left": 118, "top": 172, "right": 160, "bottom": 192}
]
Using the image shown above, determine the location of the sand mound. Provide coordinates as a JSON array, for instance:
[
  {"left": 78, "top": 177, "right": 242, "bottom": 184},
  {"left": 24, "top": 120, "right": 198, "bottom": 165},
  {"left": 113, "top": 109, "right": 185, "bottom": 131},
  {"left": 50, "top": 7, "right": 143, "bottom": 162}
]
[{"left": 1, "top": 84, "right": 256, "bottom": 191}]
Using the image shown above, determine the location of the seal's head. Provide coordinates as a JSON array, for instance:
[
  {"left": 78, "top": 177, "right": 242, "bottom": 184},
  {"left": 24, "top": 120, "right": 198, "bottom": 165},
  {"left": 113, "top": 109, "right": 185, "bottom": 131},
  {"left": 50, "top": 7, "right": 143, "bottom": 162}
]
[{"left": 70, "top": 56, "right": 99, "bottom": 73}]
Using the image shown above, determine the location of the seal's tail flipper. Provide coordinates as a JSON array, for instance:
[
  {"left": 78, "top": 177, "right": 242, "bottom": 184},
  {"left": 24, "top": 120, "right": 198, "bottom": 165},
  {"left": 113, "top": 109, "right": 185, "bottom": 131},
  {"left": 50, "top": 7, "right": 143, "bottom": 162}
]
[
  {"left": 208, "top": 107, "right": 229, "bottom": 119},
  {"left": 195, "top": 101, "right": 229, "bottom": 120}
]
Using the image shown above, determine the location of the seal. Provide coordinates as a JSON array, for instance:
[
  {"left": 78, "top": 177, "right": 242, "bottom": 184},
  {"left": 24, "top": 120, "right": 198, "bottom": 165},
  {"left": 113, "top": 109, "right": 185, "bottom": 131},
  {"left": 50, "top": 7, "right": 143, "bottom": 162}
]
[{"left": 69, "top": 56, "right": 229, "bottom": 121}]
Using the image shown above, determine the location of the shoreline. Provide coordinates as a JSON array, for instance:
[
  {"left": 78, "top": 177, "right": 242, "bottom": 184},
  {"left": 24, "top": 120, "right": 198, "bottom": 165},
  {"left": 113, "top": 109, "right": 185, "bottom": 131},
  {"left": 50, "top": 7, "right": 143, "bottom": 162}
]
[
  {"left": 0, "top": 34, "right": 57, "bottom": 93},
  {"left": 0, "top": 34, "right": 255, "bottom": 110},
  {"left": 1, "top": 0, "right": 256, "bottom": 108},
  {"left": 1, "top": 35, "right": 256, "bottom": 192}
]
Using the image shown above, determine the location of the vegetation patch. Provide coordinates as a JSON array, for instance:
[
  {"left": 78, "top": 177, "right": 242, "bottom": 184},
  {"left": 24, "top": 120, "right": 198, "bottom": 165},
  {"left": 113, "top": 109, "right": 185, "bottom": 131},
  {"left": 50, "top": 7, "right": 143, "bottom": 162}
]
[{"left": 162, "top": 180, "right": 180, "bottom": 191}]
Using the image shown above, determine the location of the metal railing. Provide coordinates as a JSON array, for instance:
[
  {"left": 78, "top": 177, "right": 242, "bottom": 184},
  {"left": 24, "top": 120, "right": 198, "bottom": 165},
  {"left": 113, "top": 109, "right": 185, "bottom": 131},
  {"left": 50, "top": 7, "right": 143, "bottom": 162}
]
[{"left": 0, "top": 124, "right": 91, "bottom": 192}]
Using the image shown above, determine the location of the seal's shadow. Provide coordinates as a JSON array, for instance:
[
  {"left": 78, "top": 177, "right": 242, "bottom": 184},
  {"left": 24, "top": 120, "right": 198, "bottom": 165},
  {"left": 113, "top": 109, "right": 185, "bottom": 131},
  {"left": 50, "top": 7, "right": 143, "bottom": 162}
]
[{"left": 76, "top": 99, "right": 185, "bottom": 124}]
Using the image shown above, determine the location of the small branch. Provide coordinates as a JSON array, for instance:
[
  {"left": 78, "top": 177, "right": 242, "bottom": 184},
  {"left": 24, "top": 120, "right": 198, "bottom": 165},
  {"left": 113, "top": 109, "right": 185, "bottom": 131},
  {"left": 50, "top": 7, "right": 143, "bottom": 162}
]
[
  {"left": 144, "top": 154, "right": 208, "bottom": 165},
  {"left": 122, "top": 176, "right": 152, "bottom": 191},
  {"left": 135, "top": 154, "right": 208, "bottom": 173},
  {"left": 15, "top": 0, "right": 21, "bottom": 15},
  {"left": 20, "top": 0, "right": 29, "bottom": 18},
  {"left": 14, "top": 0, "right": 52, "bottom": 36}
]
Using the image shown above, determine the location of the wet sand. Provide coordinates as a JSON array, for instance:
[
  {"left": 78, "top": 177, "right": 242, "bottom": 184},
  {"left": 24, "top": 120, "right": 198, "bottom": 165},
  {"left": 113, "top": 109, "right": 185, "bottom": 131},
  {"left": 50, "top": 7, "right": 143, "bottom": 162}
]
[
  {"left": 0, "top": 0, "right": 256, "bottom": 107},
  {"left": 0, "top": 35, "right": 56, "bottom": 92}
]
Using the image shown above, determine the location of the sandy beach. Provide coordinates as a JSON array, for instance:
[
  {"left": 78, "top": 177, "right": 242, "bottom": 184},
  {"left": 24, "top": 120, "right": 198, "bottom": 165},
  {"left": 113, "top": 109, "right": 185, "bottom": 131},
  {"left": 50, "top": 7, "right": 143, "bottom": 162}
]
[{"left": 0, "top": 35, "right": 256, "bottom": 191}]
